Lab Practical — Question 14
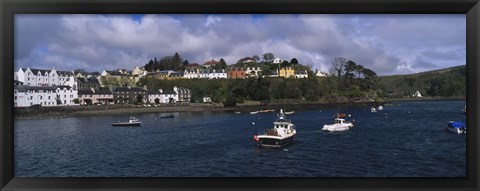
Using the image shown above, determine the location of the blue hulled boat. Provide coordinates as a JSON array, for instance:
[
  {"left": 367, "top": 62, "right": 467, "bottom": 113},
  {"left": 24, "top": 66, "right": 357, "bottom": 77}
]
[{"left": 446, "top": 121, "right": 466, "bottom": 134}]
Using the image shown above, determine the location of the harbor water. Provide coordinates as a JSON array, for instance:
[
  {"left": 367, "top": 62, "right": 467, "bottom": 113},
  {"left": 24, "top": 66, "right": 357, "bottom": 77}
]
[{"left": 14, "top": 100, "right": 466, "bottom": 177}]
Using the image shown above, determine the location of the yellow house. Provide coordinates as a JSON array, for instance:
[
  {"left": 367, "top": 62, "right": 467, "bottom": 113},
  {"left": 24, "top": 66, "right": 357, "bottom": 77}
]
[{"left": 278, "top": 67, "right": 295, "bottom": 78}]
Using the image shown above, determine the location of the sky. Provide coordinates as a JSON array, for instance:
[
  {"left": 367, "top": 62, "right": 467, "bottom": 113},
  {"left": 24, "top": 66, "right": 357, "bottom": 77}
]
[{"left": 15, "top": 14, "right": 466, "bottom": 76}]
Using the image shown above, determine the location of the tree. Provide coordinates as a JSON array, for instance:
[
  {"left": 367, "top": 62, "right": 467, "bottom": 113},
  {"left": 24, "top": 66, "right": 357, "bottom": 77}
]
[
  {"left": 290, "top": 58, "right": 298, "bottom": 70},
  {"left": 219, "top": 58, "right": 227, "bottom": 69},
  {"left": 281, "top": 60, "right": 290, "bottom": 77},
  {"left": 263, "top": 53, "right": 274, "bottom": 62},
  {"left": 252, "top": 55, "right": 261, "bottom": 62},
  {"left": 330, "top": 57, "right": 347, "bottom": 88}
]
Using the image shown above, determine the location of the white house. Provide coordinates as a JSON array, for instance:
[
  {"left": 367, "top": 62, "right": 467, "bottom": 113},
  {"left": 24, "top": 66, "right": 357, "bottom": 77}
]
[
  {"left": 207, "top": 69, "right": 227, "bottom": 79},
  {"left": 413, "top": 90, "right": 423, "bottom": 98},
  {"left": 174, "top": 86, "right": 191, "bottom": 103},
  {"left": 273, "top": 58, "right": 282, "bottom": 64},
  {"left": 294, "top": 71, "right": 309, "bottom": 79},
  {"left": 15, "top": 67, "right": 75, "bottom": 87},
  {"left": 55, "top": 85, "right": 78, "bottom": 106},
  {"left": 184, "top": 69, "right": 199, "bottom": 79},
  {"left": 14, "top": 86, "right": 57, "bottom": 107},
  {"left": 315, "top": 70, "right": 328, "bottom": 77},
  {"left": 245, "top": 67, "right": 262, "bottom": 78},
  {"left": 159, "top": 89, "right": 178, "bottom": 103}
]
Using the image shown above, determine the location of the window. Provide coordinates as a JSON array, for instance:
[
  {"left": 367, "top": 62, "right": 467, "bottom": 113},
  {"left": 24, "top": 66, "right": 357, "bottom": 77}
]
[
  {"left": 40, "top": 96, "right": 42, "bottom": 100},
  {"left": 14, "top": 96, "right": 17, "bottom": 100},
  {"left": 48, "top": 96, "right": 50, "bottom": 99}
]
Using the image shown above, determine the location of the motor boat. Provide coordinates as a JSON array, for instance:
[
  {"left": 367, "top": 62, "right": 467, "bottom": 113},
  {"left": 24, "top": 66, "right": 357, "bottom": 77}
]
[
  {"left": 112, "top": 117, "right": 142, "bottom": 126},
  {"left": 254, "top": 109, "right": 296, "bottom": 148},
  {"left": 446, "top": 121, "right": 466, "bottom": 134},
  {"left": 322, "top": 118, "right": 354, "bottom": 132}
]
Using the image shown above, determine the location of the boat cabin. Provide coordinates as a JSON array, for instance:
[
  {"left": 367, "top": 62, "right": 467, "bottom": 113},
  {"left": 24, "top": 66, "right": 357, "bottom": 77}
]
[{"left": 335, "top": 118, "right": 346, "bottom": 124}]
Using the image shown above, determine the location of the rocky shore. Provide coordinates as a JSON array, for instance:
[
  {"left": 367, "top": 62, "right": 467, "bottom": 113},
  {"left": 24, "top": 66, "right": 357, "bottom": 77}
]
[{"left": 14, "top": 101, "right": 385, "bottom": 120}]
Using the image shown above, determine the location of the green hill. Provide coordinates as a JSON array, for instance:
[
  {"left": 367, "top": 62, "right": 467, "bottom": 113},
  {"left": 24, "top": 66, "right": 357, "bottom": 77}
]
[{"left": 379, "top": 65, "right": 466, "bottom": 98}]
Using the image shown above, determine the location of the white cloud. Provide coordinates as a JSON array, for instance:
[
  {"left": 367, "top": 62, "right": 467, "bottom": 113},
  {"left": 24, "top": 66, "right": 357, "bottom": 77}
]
[{"left": 15, "top": 14, "right": 465, "bottom": 76}]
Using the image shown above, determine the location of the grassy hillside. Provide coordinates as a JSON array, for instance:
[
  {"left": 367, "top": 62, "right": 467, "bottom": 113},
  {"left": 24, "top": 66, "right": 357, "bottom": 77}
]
[{"left": 378, "top": 65, "right": 466, "bottom": 98}]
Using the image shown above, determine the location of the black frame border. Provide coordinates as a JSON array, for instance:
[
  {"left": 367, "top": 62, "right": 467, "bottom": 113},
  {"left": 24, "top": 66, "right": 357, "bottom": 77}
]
[{"left": 1, "top": 0, "right": 479, "bottom": 190}]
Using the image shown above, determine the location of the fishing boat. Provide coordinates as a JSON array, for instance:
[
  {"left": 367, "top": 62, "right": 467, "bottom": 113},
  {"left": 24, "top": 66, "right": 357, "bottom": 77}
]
[
  {"left": 446, "top": 121, "right": 466, "bottom": 134},
  {"left": 284, "top": 111, "right": 294, "bottom": 115},
  {"left": 322, "top": 118, "right": 354, "bottom": 132},
  {"left": 253, "top": 109, "right": 296, "bottom": 148},
  {"left": 160, "top": 114, "right": 174, "bottom": 118},
  {"left": 250, "top": 111, "right": 260, "bottom": 114},
  {"left": 112, "top": 117, "right": 142, "bottom": 126}
]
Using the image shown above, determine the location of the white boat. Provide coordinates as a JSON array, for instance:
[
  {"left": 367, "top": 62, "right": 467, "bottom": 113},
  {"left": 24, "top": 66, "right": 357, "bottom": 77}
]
[
  {"left": 112, "top": 117, "right": 142, "bottom": 126},
  {"left": 377, "top": 106, "right": 383, "bottom": 111},
  {"left": 250, "top": 111, "right": 259, "bottom": 114},
  {"left": 322, "top": 118, "right": 354, "bottom": 132},
  {"left": 234, "top": 111, "right": 241, "bottom": 114},
  {"left": 253, "top": 109, "right": 296, "bottom": 147},
  {"left": 284, "top": 111, "right": 294, "bottom": 115},
  {"left": 371, "top": 107, "right": 377, "bottom": 112}
]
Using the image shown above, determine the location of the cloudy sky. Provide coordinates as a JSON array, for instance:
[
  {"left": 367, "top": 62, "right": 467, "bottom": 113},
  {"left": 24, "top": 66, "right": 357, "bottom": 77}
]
[{"left": 15, "top": 14, "right": 465, "bottom": 76}]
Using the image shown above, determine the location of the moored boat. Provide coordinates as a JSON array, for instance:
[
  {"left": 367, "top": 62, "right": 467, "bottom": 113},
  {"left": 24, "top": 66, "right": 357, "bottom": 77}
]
[
  {"left": 322, "top": 118, "right": 354, "bottom": 132},
  {"left": 253, "top": 109, "right": 296, "bottom": 148},
  {"left": 250, "top": 111, "right": 260, "bottom": 114},
  {"left": 160, "top": 114, "right": 174, "bottom": 118},
  {"left": 112, "top": 117, "right": 142, "bottom": 126},
  {"left": 377, "top": 106, "right": 383, "bottom": 111},
  {"left": 284, "top": 111, "right": 294, "bottom": 115},
  {"left": 446, "top": 121, "right": 466, "bottom": 134},
  {"left": 259, "top": 109, "right": 275, "bottom": 113},
  {"left": 371, "top": 107, "right": 377, "bottom": 112},
  {"left": 234, "top": 111, "right": 241, "bottom": 114}
]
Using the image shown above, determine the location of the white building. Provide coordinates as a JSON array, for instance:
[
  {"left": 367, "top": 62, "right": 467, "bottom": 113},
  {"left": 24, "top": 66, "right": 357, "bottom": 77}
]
[
  {"left": 14, "top": 86, "right": 57, "bottom": 107},
  {"left": 273, "top": 58, "right": 282, "bottom": 64},
  {"left": 15, "top": 67, "right": 75, "bottom": 87},
  {"left": 245, "top": 67, "right": 262, "bottom": 78},
  {"left": 315, "top": 70, "right": 328, "bottom": 77},
  {"left": 184, "top": 69, "right": 199, "bottom": 79},
  {"left": 413, "top": 90, "right": 423, "bottom": 98},
  {"left": 55, "top": 85, "right": 78, "bottom": 106},
  {"left": 207, "top": 69, "right": 227, "bottom": 79},
  {"left": 294, "top": 71, "right": 309, "bottom": 79}
]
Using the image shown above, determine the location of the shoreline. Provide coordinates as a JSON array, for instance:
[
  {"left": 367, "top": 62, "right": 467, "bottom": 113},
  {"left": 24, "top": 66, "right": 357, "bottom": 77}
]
[{"left": 15, "top": 97, "right": 465, "bottom": 120}]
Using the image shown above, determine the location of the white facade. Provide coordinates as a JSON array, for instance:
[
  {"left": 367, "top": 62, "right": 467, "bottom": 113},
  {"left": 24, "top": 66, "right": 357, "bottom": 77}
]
[
  {"left": 15, "top": 67, "right": 75, "bottom": 87},
  {"left": 316, "top": 70, "right": 327, "bottom": 77},
  {"left": 294, "top": 71, "right": 309, "bottom": 79},
  {"left": 273, "top": 58, "right": 282, "bottom": 64},
  {"left": 184, "top": 69, "right": 199, "bottom": 79},
  {"left": 207, "top": 69, "right": 227, "bottom": 79},
  {"left": 148, "top": 92, "right": 162, "bottom": 103},
  {"left": 14, "top": 86, "right": 57, "bottom": 107},
  {"left": 56, "top": 86, "right": 79, "bottom": 106},
  {"left": 245, "top": 67, "right": 262, "bottom": 78},
  {"left": 413, "top": 90, "right": 423, "bottom": 98}
]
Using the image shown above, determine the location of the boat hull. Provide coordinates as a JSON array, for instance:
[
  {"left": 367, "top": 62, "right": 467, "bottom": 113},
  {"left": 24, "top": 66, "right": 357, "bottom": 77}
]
[
  {"left": 257, "top": 135, "right": 295, "bottom": 148},
  {"left": 446, "top": 127, "right": 466, "bottom": 134},
  {"left": 322, "top": 124, "right": 353, "bottom": 132},
  {"left": 112, "top": 122, "right": 142, "bottom": 126}
]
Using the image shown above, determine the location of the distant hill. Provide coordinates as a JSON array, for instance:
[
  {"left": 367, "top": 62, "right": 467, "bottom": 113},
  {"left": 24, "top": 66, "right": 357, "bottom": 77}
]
[{"left": 379, "top": 65, "right": 466, "bottom": 98}]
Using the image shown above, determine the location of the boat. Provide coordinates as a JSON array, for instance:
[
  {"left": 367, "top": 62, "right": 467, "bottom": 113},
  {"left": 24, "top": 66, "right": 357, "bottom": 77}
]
[
  {"left": 377, "top": 106, "right": 383, "bottom": 111},
  {"left": 250, "top": 111, "right": 259, "bottom": 114},
  {"left": 112, "top": 117, "right": 142, "bottom": 126},
  {"left": 253, "top": 109, "right": 296, "bottom": 148},
  {"left": 371, "top": 107, "right": 377, "bottom": 112},
  {"left": 259, "top": 109, "right": 275, "bottom": 113},
  {"left": 322, "top": 118, "right": 354, "bottom": 132},
  {"left": 446, "top": 121, "right": 466, "bottom": 134},
  {"left": 234, "top": 111, "right": 241, "bottom": 114},
  {"left": 284, "top": 111, "right": 294, "bottom": 115},
  {"left": 160, "top": 114, "right": 174, "bottom": 118}
]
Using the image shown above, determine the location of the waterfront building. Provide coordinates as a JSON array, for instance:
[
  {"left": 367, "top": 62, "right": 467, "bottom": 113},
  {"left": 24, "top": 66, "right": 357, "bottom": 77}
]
[
  {"left": 55, "top": 85, "right": 78, "bottom": 106},
  {"left": 14, "top": 85, "right": 57, "bottom": 107},
  {"left": 174, "top": 86, "right": 191, "bottom": 103},
  {"left": 15, "top": 67, "right": 75, "bottom": 87},
  {"left": 278, "top": 67, "right": 295, "bottom": 78},
  {"left": 294, "top": 71, "right": 309, "bottom": 79},
  {"left": 245, "top": 67, "right": 262, "bottom": 78},
  {"left": 76, "top": 77, "right": 101, "bottom": 91},
  {"left": 78, "top": 89, "right": 114, "bottom": 105},
  {"left": 184, "top": 69, "right": 199, "bottom": 79},
  {"left": 207, "top": 69, "right": 227, "bottom": 79},
  {"left": 227, "top": 67, "right": 246, "bottom": 79},
  {"left": 113, "top": 86, "right": 147, "bottom": 104}
]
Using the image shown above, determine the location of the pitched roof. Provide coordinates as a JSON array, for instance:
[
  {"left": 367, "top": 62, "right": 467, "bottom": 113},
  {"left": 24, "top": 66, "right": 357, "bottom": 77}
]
[
  {"left": 56, "top": 85, "right": 73, "bottom": 90},
  {"left": 15, "top": 85, "right": 56, "bottom": 92},
  {"left": 203, "top": 60, "right": 219, "bottom": 66},
  {"left": 160, "top": 90, "right": 176, "bottom": 94},
  {"left": 113, "top": 87, "right": 146, "bottom": 92}
]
